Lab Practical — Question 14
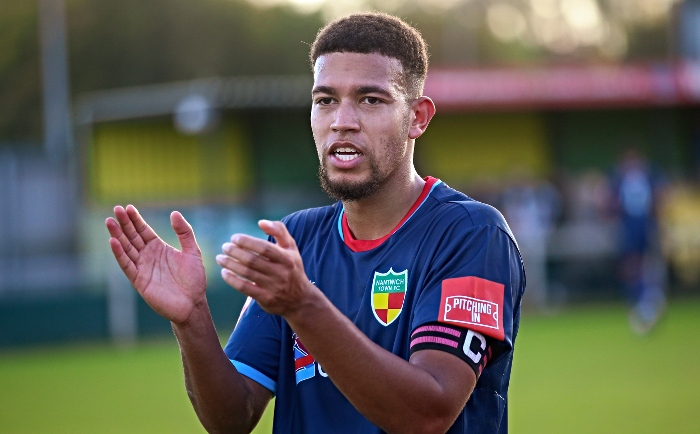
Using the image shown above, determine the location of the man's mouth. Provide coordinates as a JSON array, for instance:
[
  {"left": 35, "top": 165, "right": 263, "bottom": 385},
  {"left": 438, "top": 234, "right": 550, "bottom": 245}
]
[{"left": 332, "top": 147, "right": 363, "bottom": 162}]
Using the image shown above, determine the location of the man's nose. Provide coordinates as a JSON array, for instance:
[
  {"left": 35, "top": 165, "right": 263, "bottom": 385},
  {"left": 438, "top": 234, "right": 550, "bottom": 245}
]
[{"left": 330, "top": 101, "right": 360, "bottom": 132}]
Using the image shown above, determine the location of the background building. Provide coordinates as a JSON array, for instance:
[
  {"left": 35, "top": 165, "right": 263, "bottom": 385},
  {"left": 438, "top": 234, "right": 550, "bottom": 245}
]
[{"left": 1, "top": 0, "right": 699, "bottom": 345}]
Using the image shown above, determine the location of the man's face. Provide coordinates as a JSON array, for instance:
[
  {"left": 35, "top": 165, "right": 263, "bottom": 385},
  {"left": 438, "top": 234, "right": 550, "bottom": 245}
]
[{"left": 311, "top": 52, "right": 413, "bottom": 202}]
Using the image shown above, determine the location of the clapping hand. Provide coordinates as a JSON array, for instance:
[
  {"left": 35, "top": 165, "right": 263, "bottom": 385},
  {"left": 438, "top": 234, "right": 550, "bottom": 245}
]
[{"left": 105, "top": 205, "right": 207, "bottom": 325}]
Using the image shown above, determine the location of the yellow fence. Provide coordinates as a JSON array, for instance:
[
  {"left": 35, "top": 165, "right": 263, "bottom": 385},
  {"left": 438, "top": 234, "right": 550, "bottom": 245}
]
[{"left": 89, "top": 118, "right": 252, "bottom": 204}]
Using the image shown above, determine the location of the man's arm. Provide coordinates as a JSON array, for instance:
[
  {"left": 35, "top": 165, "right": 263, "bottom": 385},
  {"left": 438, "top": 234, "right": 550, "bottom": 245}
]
[
  {"left": 106, "top": 205, "right": 271, "bottom": 433},
  {"left": 217, "top": 220, "right": 477, "bottom": 434},
  {"left": 287, "top": 294, "right": 476, "bottom": 434},
  {"left": 172, "top": 300, "right": 272, "bottom": 433}
]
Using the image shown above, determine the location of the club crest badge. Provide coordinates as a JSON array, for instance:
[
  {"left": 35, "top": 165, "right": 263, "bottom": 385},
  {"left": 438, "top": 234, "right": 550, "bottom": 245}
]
[{"left": 371, "top": 268, "right": 407, "bottom": 326}]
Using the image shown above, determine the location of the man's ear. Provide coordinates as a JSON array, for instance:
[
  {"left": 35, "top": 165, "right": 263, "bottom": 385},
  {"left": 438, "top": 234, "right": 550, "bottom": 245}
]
[{"left": 408, "top": 96, "right": 436, "bottom": 140}]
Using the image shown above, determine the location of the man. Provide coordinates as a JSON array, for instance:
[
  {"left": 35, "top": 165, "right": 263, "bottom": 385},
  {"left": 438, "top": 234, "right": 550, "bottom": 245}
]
[
  {"left": 106, "top": 13, "right": 525, "bottom": 433},
  {"left": 612, "top": 148, "right": 667, "bottom": 334}
]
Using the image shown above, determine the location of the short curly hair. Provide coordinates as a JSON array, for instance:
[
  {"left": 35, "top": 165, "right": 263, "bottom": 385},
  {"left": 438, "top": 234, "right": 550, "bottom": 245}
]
[{"left": 309, "top": 13, "right": 429, "bottom": 100}]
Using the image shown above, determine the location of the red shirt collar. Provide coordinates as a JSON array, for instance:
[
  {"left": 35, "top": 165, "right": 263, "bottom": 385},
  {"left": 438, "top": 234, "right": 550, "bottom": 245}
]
[{"left": 341, "top": 176, "right": 439, "bottom": 252}]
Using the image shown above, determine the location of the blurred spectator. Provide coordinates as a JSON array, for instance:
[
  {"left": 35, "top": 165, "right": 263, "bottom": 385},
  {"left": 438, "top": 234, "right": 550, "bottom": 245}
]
[
  {"left": 567, "top": 169, "right": 614, "bottom": 224},
  {"left": 610, "top": 148, "right": 668, "bottom": 334},
  {"left": 501, "top": 171, "right": 560, "bottom": 311}
]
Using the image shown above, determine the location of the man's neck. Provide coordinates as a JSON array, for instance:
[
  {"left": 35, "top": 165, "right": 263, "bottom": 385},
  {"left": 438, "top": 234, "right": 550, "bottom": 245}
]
[{"left": 342, "top": 171, "right": 426, "bottom": 241}]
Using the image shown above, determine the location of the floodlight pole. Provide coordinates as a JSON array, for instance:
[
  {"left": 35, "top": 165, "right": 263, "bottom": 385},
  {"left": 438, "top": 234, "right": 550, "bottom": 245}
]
[{"left": 38, "top": 0, "right": 74, "bottom": 159}]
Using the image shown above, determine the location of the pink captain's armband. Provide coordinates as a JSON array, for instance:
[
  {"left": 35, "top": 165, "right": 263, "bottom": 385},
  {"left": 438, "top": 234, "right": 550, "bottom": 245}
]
[{"left": 410, "top": 322, "right": 493, "bottom": 377}]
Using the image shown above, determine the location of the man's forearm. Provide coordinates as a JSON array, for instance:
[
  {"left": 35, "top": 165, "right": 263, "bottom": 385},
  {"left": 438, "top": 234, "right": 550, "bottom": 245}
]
[
  {"left": 173, "top": 298, "right": 268, "bottom": 434},
  {"left": 285, "top": 292, "right": 473, "bottom": 434}
]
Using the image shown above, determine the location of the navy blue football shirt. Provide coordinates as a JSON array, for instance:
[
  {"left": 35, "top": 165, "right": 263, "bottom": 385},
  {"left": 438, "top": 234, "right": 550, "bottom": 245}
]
[{"left": 224, "top": 177, "right": 525, "bottom": 433}]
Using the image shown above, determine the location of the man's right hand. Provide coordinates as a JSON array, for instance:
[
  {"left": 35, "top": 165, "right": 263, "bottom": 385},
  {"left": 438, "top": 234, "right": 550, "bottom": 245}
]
[
  {"left": 107, "top": 206, "right": 271, "bottom": 433},
  {"left": 105, "top": 205, "right": 207, "bottom": 325}
]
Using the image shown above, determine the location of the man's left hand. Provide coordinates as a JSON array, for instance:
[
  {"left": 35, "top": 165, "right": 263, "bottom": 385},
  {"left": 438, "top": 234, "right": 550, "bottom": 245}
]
[{"left": 216, "top": 220, "right": 317, "bottom": 317}]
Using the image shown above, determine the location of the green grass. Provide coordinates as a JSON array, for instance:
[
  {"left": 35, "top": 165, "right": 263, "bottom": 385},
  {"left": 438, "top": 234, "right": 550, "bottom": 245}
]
[
  {"left": 0, "top": 300, "right": 698, "bottom": 433},
  {"left": 0, "top": 341, "right": 203, "bottom": 433},
  {"left": 510, "top": 300, "right": 700, "bottom": 433}
]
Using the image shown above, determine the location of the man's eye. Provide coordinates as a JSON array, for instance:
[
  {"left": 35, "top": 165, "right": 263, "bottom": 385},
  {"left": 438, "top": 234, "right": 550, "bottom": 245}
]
[
  {"left": 363, "top": 97, "right": 380, "bottom": 105},
  {"left": 316, "top": 97, "right": 333, "bottom": 105}
]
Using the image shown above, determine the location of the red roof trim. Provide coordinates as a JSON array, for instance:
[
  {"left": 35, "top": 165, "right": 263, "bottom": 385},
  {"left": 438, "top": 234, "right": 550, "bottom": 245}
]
[{"left": 424, "top": 61, "right": 700, "bottom": 111}]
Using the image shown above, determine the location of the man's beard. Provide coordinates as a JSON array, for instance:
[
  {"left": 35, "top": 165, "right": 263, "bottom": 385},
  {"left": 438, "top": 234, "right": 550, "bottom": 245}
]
[{"left": 318, "top": 157, "right": 382, "bottom": 202}]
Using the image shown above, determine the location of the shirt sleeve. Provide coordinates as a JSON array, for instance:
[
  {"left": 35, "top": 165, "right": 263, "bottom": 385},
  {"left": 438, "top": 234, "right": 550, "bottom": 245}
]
[
  {"left": 223, "top": 213, "right": 305, "bottom": 395},
  {"left": 223, "top": 297, "right": 282, "bottom": 394},
  {"left": 411, "top": 220, "right": 524, "bottom": 362}
]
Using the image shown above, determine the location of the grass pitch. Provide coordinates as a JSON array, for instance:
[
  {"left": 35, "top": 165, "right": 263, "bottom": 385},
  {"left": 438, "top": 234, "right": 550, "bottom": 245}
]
[{"left": 0, "top": 300, "right": 698, "bottom": 433}]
